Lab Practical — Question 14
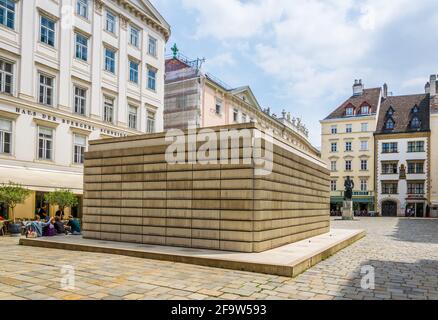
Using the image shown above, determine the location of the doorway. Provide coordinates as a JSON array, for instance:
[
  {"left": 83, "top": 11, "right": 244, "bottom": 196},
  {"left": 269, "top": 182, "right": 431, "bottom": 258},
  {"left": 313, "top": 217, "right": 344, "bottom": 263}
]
[{"left": 382, "top": 201, "right": 397, "bottom": 217}]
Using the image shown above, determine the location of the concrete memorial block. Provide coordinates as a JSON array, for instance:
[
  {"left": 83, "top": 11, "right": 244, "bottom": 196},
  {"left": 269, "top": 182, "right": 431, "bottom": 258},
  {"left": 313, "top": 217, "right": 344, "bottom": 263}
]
[{"left": 82, "top": 123, "right": 330, "bottom": 253}]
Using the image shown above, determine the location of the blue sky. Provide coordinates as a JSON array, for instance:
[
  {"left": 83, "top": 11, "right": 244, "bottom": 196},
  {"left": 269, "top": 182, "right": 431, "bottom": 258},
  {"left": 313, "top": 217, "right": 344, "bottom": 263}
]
[{"left": 152, "top": 0, "right": 438, "bottom": 146}]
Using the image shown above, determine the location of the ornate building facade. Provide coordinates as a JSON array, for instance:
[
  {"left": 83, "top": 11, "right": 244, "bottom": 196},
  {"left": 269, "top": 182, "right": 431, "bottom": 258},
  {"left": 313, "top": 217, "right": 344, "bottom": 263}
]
[{"left": 0, "top": 0, "right": 170, "bottom": 218}]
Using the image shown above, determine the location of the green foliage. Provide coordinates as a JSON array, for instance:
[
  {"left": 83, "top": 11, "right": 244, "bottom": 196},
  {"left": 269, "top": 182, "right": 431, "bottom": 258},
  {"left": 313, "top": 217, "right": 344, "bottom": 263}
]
[
  {"left": 44, "top": 189, "right": 78, "bottom": 212},
  {"left": 0, "top": 182, "right": 31, "bottom": 221}
]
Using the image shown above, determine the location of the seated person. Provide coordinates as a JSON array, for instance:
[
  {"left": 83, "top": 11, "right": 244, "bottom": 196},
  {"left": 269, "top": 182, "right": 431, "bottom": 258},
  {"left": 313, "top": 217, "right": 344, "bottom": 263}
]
[
  {"left": 53, "top": 216, "right": 65, "bottom": 235},
  {"left": 55, "top": 210, "right": 64, "bottom": 220},
  {"left": 25, "top": 215, "right": 52, "bottom": 238},
  {"left": 38, "top": 206, "right": 49, "bottom": 221},
  {"left": 43, "top": 218, "right": 56, "bottom": 237},
  {"left": 66, "top": 216, "right": 81, "bottom": 235}
]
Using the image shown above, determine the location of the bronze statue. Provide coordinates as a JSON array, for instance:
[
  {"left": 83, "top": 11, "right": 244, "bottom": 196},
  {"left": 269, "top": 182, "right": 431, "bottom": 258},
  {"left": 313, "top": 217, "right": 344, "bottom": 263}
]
[{"left": 344, "top": 176, "right": 354, "bottom": 201}]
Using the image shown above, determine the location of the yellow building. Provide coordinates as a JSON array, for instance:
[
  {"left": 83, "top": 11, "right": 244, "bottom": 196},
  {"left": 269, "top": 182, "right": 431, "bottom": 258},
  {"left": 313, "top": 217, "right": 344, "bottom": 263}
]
[{"left": 320, "top": 80, "right": 382, "bottom": 214}]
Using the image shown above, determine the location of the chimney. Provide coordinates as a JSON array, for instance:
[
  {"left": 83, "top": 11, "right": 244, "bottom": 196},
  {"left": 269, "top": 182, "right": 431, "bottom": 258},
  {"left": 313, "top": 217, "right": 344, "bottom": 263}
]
[
  {"left": 425, "top": 82, "right": 431, "bottom": 94},
  {"left": 430, "top": 75, "right": 437, "bottom": 97},
  {"left": 383, "top": 83, "right": 388, "bottom": 99},
  {"left": 353, "top": 79, "right": 364, "bottom": 96}
]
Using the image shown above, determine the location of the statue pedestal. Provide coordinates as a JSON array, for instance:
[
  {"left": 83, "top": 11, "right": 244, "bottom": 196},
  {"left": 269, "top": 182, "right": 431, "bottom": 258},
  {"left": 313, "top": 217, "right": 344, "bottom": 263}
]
[{"left": 342, "top": 201, "right": 354, "bottom": 220}]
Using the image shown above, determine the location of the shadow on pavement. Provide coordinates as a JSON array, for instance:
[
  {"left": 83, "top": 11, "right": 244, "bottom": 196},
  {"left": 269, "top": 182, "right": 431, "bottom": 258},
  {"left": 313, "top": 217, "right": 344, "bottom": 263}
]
[
  {"left": 338, "top": 259, "right": 438, "bottom": 300},
  {"left": 391, "top": 219, "right": 438, "bottom": 244}
]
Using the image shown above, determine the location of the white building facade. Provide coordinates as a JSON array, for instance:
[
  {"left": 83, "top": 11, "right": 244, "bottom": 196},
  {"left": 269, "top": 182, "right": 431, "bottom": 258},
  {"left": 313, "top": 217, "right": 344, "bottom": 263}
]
[
  {"left": 0, "top": 0, "right": 170, "bottom": 218},
  {"left": 376, "top": 136, "right": 430, "bottom": 217},
  {"left": 375, "top": 94, "right": 431, "bottom": 217}
]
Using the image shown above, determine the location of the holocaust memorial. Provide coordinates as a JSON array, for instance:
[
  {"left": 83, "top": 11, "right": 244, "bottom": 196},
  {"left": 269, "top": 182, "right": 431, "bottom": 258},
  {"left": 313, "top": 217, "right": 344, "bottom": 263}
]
[{"left": 81, "top": 123, "right": 331, "bottom": 253}]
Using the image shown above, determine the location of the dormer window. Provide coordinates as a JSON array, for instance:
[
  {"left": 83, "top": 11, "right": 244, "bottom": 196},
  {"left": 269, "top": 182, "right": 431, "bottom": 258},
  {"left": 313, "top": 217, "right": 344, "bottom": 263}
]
[
  {"left": 345, "top": 107, "right": 354, "bottom": 117},
  {"left": 412, "top": 105, "right": 419, "bottom": 113},
  {"left": 385, "top": 118, "right": 395, "bottom": 130},
  {"left": 360, "top": 105, "right": 370, "bottom": 115},
  {"left": 387, "top": 107, "right": 394, "bottom": 116},
  {"left": 411, "top": 117, "right": 421, "bottom": 129}
]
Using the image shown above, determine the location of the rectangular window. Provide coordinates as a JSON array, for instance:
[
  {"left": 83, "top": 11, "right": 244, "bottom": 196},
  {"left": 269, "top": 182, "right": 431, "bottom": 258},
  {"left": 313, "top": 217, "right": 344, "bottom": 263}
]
[
  {"left": 382, "top": 162, "right": 398, "bottom": 174},
  {"left": 241, "top": 113, "right": 247, "bottom": 123},
  {"left": 40, "top": 16, "right": 55, "bottom": 47},
  {"left": 330, "top": 161, "right": 337, "bottom": 172},
  {"left": 148, "top": 36, "right": 157, "bottom": 56},
  {"left": 407, "top": 182, "right": 424, "bottom": 195},
  {"left": 0, "top": 59, "right": 13, "bottom": 94},
  {"left": 76, "top": 0, "right": 88, "bottom": 19},
  {"left": 38, "top": 74, "right": 54, "bottom": 106},
  {"left": 104, "top": 48, "right": 116, "bottom": 73},
  {"left": 382, "top": 182, "right": 398, "bottom": 194},
  {"left": 130, "top": 26, "right": 140, "bottom": 47},
  {"left": 0, "top": 0, "right": 15, "bottom": 29},
  {"left": 73, "top": 134, "right": 86, "bottom": 164},
  {"left": 330, "top": 180, "right": 337, "bottom": 192},
  {"left": 103, "top": 96, "right": 114, "bottom": 123},
  {"left": 360, "top": 180, "right": 367, "bottom": 192},
  {"left": 331, "top": 142, "right": 337, "bottom": 152},
  {"left": 38, "top": 126, "right": 53, "bottom": 160},
  {"left": 147, "top": 111, "right": 155, "bottom": 133},
  {"left": 331, "top": 125, "right": 337, "bottom": 134},
  {"left": 360, "top": 141, "right": 368, "bottom": 151},
  {"left": 407, "top": 162, "right": 424, "bottom": 174},
  {"left": 382, "top": 142, "right": 398, "bottom": 153},
  {"left": 407, "top": 141, "right": 425, "bottom": 153},
  {"left": 233, "top": 109, "right": 239, "bottom": 122},
  {"left": 345, "top": 107, "right": 354, "bottom": 116},
  {"left": 147, "top": 67, "right": 156, "bottom": 90},
  {"left": 361, "top": 123, "right": 368, "bottom": 132},
  {"left": 106, "top": 11, "right": 116, "bottom": 33},
  {"left": 345, "top": 142, "right": 352, "bottom": 151},
  {"left": 361, "top": 160, "right": 368, "bottom": 171},
  {"left": 75, "top": 33, "right": 88, "bottom": 61},
  {"left": 345, "top": 160, "right": 352, "bottom": 171},
  {"left": 129, "top": 60, "right": 139, "bottom": 84},
  {"left": 0, "top": 118, "right": 12, "bottom": 154},
  {"left": 346, "top": 124, "right": 352, "bottom": 133},
  {"left": 128, "top": 105, "right": 137, "bottom": 129},
  {"left": 74, "top": 86, "right": 86, "bottom": 115},
  {"left": 215, "top": 99, "right": 222, "bottom": 115}
]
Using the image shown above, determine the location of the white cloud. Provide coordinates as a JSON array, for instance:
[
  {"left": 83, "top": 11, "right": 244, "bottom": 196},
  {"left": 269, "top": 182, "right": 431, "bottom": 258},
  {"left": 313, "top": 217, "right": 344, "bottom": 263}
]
[
  {"left": 203, "top": 52, "right": 236, "bottom": 70},
  {"left": 179, "top": 0, "right": 438, "bottom": 144}
]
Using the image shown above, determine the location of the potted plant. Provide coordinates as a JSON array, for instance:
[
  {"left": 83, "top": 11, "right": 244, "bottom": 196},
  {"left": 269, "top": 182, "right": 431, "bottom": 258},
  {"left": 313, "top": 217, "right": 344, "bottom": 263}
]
[
  {"left": 0, "top": 182, "right": 31, "bottom": 236},
  {"left": 44, "top": 189, "right": 79, "bottom": 219}
]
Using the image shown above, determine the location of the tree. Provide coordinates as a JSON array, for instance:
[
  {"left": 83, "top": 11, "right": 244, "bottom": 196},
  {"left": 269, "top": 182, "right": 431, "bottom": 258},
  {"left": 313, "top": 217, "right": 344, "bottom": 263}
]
[
  {"left": 44, "top": 189, "right": 78, "bottom": 216},
  {"left": 0, "top": 182, "right": 31, "bottom": 222}
]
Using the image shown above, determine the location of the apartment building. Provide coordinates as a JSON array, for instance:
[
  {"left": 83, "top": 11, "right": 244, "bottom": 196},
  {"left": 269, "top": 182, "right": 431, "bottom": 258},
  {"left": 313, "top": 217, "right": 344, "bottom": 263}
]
[
  {"left": 0, "top": 0, "right": 170, "bottom": 218},
  {"left": 374, "top": 93, "right": 430, "bottom": 217},
  {"left": 320, "top": 80, "right": 382, "bottom": 214},
  {"left": 164, "top": 53, "right": 318, "bottom": 157}
]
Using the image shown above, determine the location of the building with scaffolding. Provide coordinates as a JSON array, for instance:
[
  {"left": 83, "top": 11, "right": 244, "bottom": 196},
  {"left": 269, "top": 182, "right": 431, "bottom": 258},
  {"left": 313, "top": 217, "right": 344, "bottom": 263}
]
[{"left": 164, "top": 51, "right": 319, "bottom": 157}]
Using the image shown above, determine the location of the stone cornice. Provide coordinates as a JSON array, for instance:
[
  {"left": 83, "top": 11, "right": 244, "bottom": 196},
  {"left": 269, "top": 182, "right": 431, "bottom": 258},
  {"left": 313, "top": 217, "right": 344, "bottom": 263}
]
[{"left": 118, "top": 0, "right": 170, "bottom": 41}]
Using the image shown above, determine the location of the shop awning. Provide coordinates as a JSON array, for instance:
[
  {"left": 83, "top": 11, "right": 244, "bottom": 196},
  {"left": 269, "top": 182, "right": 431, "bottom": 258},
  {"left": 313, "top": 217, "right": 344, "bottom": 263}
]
[{"left": 0, "top": 165, "right": 83, "bottom": 194}]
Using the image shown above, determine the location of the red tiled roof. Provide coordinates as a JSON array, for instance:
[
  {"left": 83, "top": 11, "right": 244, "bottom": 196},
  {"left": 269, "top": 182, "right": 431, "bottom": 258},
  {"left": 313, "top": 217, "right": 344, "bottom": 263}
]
[{"left": 324, "top": 88, "right": 382, "bottom": 120}]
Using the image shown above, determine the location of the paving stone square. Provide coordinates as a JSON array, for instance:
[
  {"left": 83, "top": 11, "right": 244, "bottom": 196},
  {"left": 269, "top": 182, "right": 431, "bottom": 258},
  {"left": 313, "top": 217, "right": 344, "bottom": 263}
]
[{"left": 0, "top": 218, "right": 437, "bottom": 300}]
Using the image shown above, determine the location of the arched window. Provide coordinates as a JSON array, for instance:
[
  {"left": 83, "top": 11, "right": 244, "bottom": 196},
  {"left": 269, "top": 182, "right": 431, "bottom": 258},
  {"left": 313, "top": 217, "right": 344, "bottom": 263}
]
[
  {"left": 385, "top": 118, "right": 395, "bottom": 130},
  {"left": 411, "top": 117, "right": 421, "bottom": 129},
  {"left": 412, "top": 105, "right": 419, "bottom": 113}
]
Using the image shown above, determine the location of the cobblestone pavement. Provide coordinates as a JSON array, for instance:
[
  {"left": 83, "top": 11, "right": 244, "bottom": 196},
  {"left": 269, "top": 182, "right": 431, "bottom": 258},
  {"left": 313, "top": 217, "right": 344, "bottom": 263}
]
[{"left": 1, "top": 218, "right": 438, "bottom": 300}]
